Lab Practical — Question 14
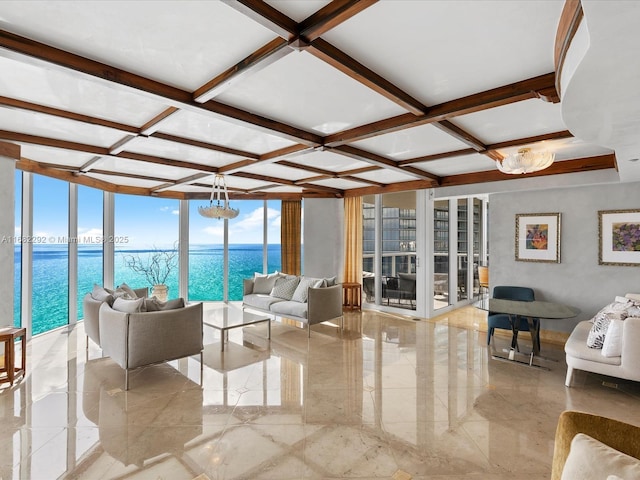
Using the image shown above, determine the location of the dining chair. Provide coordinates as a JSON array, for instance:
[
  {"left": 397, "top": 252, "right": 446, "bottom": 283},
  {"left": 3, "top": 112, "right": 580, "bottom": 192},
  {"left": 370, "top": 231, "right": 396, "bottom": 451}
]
[
  {"left": 478, "top": 266, "right": 489, "bottom": 296},
  {"left": 486, "top": 285, "right": 540, "bottom": 349}
]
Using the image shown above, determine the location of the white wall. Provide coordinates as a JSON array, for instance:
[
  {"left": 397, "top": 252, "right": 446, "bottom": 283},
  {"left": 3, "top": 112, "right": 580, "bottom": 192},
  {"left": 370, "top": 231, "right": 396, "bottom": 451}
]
[
  {"left": 490, "top": 181, "right": 640, "bottom": 332},
  {"left": 0, "top": 156, "right": 15, "bottom": 324},
  {"left": 303, "top": 198, "right": 344, "bottom": 280}
]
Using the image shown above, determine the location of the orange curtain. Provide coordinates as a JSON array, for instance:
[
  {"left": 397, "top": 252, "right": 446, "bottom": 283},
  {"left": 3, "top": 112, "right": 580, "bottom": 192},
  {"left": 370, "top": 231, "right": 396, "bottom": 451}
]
[
  {"left": 280, "top": 199, "right": 301, "bottom": 275},
  {"left": 343, "top": 196, "right": 363, "bottom": 284}
]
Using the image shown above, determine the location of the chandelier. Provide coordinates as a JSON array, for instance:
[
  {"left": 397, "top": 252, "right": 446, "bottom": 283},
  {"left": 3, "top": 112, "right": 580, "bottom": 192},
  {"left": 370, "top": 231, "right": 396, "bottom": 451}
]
[
  {"left": 198, "top": 174, "right": 239, "bottom": 220},
  {"left": 496, "top": 148, "right": 555, "bottom": 175}
]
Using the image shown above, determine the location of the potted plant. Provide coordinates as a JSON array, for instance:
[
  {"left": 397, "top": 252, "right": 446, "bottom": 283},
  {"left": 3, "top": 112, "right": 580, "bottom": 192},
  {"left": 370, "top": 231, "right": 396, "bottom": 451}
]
[{"left": 122, "top": 244, "right": 178, "bottom": 302}]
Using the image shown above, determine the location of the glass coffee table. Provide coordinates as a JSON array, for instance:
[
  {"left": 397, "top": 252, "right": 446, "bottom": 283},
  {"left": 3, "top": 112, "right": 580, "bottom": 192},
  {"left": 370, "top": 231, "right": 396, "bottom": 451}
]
[{"left": 204, "top": 304, "right": 271, "bottom": 351}]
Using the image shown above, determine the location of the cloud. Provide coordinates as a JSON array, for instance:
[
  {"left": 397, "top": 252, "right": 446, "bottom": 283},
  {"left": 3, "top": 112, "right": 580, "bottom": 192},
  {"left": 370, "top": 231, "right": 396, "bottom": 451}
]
[
  {"left": 77, "top": 228, "right": 103, "bottom": 244},
  {"left": 171, "top": 210, "right": 179, "bottom": 215}
]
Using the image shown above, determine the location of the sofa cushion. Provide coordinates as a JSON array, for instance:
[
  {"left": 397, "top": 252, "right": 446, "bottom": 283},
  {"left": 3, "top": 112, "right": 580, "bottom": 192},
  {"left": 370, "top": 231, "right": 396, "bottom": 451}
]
[
  {"left": 601, "top": 318, "right": 625, "bottom": 358},
  {"left": 253, "top": 272, "right": 281, "bottom": 294},
  {"left": 561, "top": 433, "right": 640, "bottom": 480},
  {"left": 322, "top": 276, "right": 337, "bottom": 287},
  {"left": 115, "top": 282, "right": 138, "bottom": 299},
  {"left": 243, "top": 293, "right": 285, "bottom": 311},
  {"left": 566, "top": 321, "right": 621, "bottom": 365},
  {"left": 271, "top": 276, "right": 300, "bottom": 300},
  {"left": 291, "top": 276, "right": 323, "bottom": 303},
  {"left": 112, "top": 297, "right": 145, "bottom": 313},
  {"left": 270, "top": 300, "right": 308, "bottom": 319},
  {"left": 144, "top": 297, "right": 185, "bottom": 312}
]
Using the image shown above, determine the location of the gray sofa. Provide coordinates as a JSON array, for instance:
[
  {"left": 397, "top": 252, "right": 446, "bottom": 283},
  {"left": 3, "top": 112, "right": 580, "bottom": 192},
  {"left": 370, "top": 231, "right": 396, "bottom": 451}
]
[
  {"left": 99, "top": 301, "right": 204, "bottom": 390},
  {"left": 243, "top": 274, "right": 343, "bottom": 337},
  {"left": 83, "top": 285, "right": 149, "bottom": 351}
]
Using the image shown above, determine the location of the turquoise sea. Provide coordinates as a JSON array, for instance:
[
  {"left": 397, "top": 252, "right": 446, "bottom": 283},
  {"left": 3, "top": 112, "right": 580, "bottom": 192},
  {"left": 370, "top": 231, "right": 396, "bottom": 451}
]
[{"left": 14, "top": 244, "right": 281, "bottom": 336}]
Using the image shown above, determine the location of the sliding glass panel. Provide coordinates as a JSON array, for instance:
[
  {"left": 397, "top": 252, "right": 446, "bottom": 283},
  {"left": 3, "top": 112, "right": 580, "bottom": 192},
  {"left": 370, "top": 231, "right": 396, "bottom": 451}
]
[
  {"left": 472, "top": 198, "right": 483, "bottom": 298},
  {"left": 189, "top": 199, "right": 223, "bottom": 301},
  {"left": 457, "top": 199, "right": 469, "bottom": 302},
  {"left": 382, "top": 192, "right": 416, "bottom": 310},
  {"left": 115, "top": 194, "right": 179, "bottom": 299},
  {"left": 433, "top": 200, "right": 449, "bottom": 311},
  {"left": 362, "top": 196, "right": 375, "bottom": 304},
  {"left": 32, "top": 175, "right": 68, "bottom": 335},
  {"left": 13, "top": 170, "right": 21, "bottom": 327},
  {"left": 267, "top": 200, "right": 282, "bottom": 274}
]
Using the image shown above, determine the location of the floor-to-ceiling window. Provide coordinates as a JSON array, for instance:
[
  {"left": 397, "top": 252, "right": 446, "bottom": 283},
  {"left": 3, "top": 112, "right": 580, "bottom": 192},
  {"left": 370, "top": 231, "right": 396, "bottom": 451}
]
[
  {"left": 77, "top": 186, "right": 103, "bottom": 320},
  {"left": 32, "top": 175, "right": 69, "bottom": 335},
  {"left": 472, "top": 198, "right": 483, "bottom": 298},
  {"left": 457, "top": 199, "right": 469, "bottom": 303},
  {"left": 114, "top": 194, "right": 179, "bottom": 299},
  {"left": 433, "top": 199, "right": 450, "bottom": 311},
  {"left": 13, "top": 170, "right": 22, "bottom": 327}
]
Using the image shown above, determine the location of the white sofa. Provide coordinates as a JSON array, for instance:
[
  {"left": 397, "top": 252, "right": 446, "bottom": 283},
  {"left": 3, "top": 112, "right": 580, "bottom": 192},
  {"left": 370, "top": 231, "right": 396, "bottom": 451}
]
[
  {"left": 565, "top": 294, "right": 640, "bottom": 387},
  {"left": 243, "top": 273, "right": 343, "bottom": 337}
]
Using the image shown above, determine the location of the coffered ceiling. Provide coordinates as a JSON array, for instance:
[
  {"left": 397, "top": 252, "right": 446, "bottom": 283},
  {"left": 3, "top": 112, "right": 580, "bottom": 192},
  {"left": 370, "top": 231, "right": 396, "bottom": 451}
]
[{"left": 0, "top": 0, "right": 622, "bottom": 200}]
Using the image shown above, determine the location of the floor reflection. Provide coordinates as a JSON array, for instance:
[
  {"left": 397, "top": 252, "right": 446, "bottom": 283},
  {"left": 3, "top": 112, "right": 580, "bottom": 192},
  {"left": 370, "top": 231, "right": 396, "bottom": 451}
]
[{"left": 1, "top": 304, "right": 640, "bottom": 479}]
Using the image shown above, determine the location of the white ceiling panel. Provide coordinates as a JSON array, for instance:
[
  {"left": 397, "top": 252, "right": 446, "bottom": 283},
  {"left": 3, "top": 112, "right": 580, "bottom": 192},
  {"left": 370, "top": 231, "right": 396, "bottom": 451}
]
[
  {"left": 305, "top": 178, "right": 371, "bottom": 190},
  {"left": 323, "top": 0, "right": 563, "bottom": 105},
  {"left": 414, "top": 153, "right": 496, "bottom": 177},
  {"left": 86, "top": 173, "right": 161, "bottom": 189},
  {"left": 263, "top": 1, "right": 331, "bottom": 22},
  {"left": 0, "top": 107, "right": 123, "bottom": 148},
  {"left": 285, "top": 150, "right": 371, "bottom": 172},
  {"left": 122, "top": 136, "right": 244, "bottom": 168},
  {"left": 91, "top": 157, "right": 201, "bottom": 181},
  {"left": 216, "top": 51, "right": 407, "bottom": 133},
  {"left": 350, "top": 169, "right": 418, "bottom": 185},
  {"left": 0, "top": 1, "right": 276, "bottom": 91},
  {"left": 157, "top": 110, "right": 297, "bottom": 155},
  {"left": 0, "top": 57, "right": 170, "bottom": 127},
  {"left": 352, "top": 123, "right": 472, "bottom": 160},
  {"left": 242, "top": 163, "right": 309, "bottom": 181},
  {"left": 453, "top": 100, "right": 566, "bottom": 144},
  {"left": 19, "top": 145, "right": 96, "bottom": 168}
]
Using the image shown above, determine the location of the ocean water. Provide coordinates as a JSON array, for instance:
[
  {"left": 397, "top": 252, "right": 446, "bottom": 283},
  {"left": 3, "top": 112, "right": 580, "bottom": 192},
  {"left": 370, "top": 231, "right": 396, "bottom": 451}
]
[{"left": 14, "top": 244, "right": 281, "bottom": 336}]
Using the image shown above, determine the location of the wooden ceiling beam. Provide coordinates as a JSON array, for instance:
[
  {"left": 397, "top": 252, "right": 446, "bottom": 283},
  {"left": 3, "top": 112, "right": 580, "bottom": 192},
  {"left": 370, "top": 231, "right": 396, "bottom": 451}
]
[
  {"left": 138, "top": 107, "right": 180, "bottom": 135},
  {"left": 231, "top": 171, "right": 297, "bottom": 186},
  {"left": 150, "top": 132, "right": 260, "bottom": 159},
  {"left": 0, "top": 95, "right": 138, "bottom": 134},
  {"left": 193, "top": 37, "right": 291, "bottom": 102},
  {"left": 486, "top": 130, "right": 574, "bottom": 151},
  {"left": 150, "top": 172, "right": 211, "bottom": 193},
  {"left": 324, "top": 73, "right": 557, "bottom": 146},
  {"left": 299, "top": 0, "right": 378, "bottom": 41},
  {"left": 398, "top": 148, "right": 476, "bottom": 166},
  {"left": 226, "top": 0, "right": 298, "bottom": 39},
  {"left": 296, "top": 182, "right": 343, "bottom": 196},
  {"left": 307, "top": 39, "right": 425, "bottom": 115},
  {"left": 0, "top": 129, "right": 108, "bottom": 155}
]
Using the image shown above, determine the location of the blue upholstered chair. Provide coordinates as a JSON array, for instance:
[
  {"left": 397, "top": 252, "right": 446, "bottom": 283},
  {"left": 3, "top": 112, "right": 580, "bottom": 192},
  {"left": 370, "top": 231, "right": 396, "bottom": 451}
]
[{"left": 486, "top": 286, "right": 540, "bottom": 349}]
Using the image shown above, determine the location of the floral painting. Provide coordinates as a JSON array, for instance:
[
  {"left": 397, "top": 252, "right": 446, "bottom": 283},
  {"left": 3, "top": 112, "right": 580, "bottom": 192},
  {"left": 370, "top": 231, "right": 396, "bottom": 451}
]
[
  {"left": 516, "top": 213, "right": 560, "bottom": 263},
  {"left": 600, "top": 210, "right": 640, "bottom": 265},
  {"left": 526, "top": 224, "right": 548, "bottom": 250}
]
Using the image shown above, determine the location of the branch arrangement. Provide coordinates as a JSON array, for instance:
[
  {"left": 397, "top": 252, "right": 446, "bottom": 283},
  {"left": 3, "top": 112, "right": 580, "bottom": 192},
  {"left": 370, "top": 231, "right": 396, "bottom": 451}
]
[{"left": 122, "top": 244, "right": 178, "bottom": 286}]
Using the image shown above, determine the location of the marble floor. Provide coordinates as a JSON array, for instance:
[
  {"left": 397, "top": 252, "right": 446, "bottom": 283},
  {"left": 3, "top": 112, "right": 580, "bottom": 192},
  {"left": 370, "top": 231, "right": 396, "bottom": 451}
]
[{"left": 2, "top": 304, "right": 640, "bottom": 480}]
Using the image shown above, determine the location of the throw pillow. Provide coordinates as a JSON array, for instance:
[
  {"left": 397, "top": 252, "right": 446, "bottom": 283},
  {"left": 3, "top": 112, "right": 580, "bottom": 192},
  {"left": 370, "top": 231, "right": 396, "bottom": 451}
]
[
  {"left": 561, "top": 433, "right": 640, "bottom": 480},
  {"left": 116, "top": 282, "right": 138, "bottom": 299},
  {"left": 91, "top": 284, "right": 113, "bottom": 303},
  {"left": 587, "top": 312, "right": 623, "bottom": 349},
  {"left": 112, "top": 297, "right": 144, "bottom": 313},
  {"left": 322, "top": 276, "right": 337, "bottom": 287},
  {"left": 144, "top": 297, "right": 185, "bottom": 311},
  {"left": 291, "top": 277, "right": 323, "bottom": 303},
  {"left": 253, "top": 272, "right": 280, "bottom": 294},
  {"left": 270, "top": 276, "right": 300, "bottom": 300},
  {"left": 601, "top": 318, "right": 625, "bottom": 358}
]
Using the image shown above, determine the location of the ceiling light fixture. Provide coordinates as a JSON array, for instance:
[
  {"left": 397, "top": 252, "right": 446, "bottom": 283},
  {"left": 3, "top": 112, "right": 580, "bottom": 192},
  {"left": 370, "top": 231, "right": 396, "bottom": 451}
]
[
  {"left": 496, "top": 148, "right": 555, "bottom": 174},
  {"left": 198, "top": 174, "right": 239, "bottom": 220}
]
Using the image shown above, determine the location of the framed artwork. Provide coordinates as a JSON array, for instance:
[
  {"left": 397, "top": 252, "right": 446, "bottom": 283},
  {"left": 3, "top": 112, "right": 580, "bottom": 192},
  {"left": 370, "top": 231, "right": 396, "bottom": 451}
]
[
  {"left": 599, "top": 209, "right": 640, "bottom": 266},
  {"left": 515, "top": 213, "right": 561, "bottom": 263}
]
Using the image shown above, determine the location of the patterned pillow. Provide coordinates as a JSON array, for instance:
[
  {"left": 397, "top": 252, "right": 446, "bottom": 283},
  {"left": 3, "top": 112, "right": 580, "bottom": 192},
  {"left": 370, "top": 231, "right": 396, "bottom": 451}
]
[
  {"left": 291, "top": 277, "right": 323, "bottom": 303},
  {"left": 270, "top": 276, "right": 300, "bottom": 300},
  {"left": 587, "top": 311, "right": 627, "bottom": 349}
]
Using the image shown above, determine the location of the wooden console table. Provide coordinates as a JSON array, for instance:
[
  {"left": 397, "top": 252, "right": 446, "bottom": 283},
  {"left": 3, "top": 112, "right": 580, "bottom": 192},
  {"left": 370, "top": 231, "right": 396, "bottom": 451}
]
[{"left": 0, "top": 327, "right": 26, "bottom": 386}]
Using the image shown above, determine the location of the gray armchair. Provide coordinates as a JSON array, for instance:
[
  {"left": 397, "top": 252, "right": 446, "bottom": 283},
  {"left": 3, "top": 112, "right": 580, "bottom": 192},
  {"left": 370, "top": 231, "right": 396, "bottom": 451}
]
[
  {"left": 99, "top": 301, "right": 203, "bottom": 390},
  {"left": 83, "top": 286, "right": 148, "bottom": 351}
]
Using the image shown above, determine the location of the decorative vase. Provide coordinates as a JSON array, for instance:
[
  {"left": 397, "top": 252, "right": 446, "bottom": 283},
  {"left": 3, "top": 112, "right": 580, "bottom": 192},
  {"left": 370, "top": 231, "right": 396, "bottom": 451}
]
[{"left": 152, "top": 284, "right": 168, "bottom": 302}]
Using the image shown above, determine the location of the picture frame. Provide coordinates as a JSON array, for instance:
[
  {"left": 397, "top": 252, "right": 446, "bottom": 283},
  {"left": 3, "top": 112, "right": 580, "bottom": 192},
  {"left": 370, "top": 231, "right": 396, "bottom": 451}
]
[
  {"left": 599, "top": 209, "right": 640, "bottom": 266},
  {"left": 515, "top": 212, "right": 561, "bottom": 263}
]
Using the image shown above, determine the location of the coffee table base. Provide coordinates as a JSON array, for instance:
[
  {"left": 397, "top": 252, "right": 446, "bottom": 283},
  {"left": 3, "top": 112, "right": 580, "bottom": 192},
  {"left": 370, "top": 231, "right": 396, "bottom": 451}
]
[{"left": 212, "top": 320, "right": 271, "bottom": 352}]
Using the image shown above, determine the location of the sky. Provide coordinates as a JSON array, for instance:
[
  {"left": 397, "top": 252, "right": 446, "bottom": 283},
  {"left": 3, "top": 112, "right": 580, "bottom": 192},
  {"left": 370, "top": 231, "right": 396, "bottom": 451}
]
[{"left": 14, "top": 171, "right": 282, "bottom": 248}]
